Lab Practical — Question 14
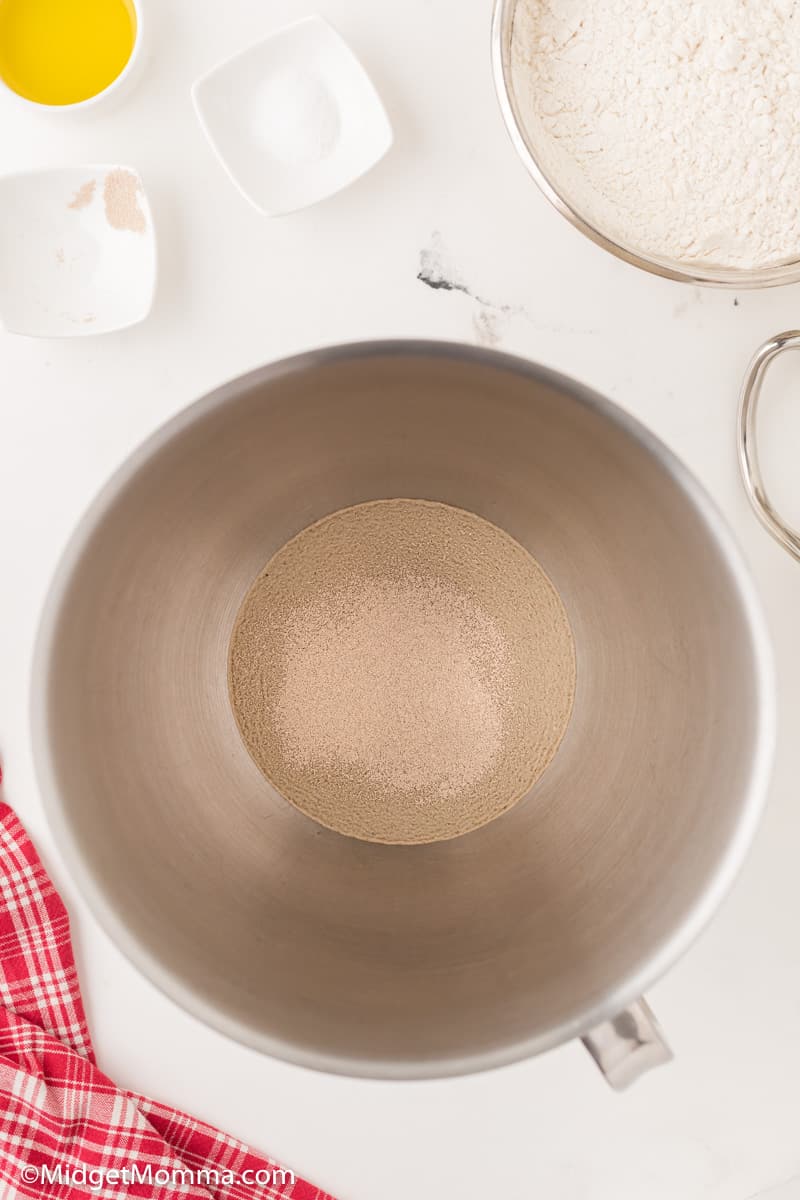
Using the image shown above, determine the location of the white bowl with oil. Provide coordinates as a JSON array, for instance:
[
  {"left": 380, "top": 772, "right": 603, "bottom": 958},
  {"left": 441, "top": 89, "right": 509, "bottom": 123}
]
[{"left": 0, "top": 0, "right": 142, "bottom": 112}]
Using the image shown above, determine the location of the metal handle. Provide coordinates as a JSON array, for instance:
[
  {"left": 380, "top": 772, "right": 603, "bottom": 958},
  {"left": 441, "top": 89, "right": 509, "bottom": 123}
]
[
  {"left": 739, "top": 330, "right": 800, "bottom": 562},
  {"left": 582, "top": 998, "right": 673, "bottom": 1089}
]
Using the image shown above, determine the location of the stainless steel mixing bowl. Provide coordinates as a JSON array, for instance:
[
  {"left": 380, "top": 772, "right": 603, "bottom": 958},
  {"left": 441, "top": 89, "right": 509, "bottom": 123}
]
[
  {"left": 491, "top": 0, "right": 800, "bottom": 288},
  {"left": 33, "top": 342, "right": 774, "bottom": 1084}
]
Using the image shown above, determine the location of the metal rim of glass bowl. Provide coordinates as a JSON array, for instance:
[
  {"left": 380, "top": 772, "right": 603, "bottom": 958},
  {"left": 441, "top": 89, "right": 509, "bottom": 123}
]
[{"left": 491, "top": 0, "right": 800, "bottom": 290}]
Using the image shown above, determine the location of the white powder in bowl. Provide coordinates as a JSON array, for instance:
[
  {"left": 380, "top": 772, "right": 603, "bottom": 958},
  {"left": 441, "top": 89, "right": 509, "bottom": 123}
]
[
  {"left": 511, "top": 0, "right": 800, "bottom": 270},
  {"left": 250, "top": 71, "right": 340, "bottom": 166}
]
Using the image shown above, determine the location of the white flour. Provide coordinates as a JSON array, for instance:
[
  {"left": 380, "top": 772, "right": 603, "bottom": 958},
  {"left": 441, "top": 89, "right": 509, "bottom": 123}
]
[{"left": 511, "top": 0, "right": 800, "bottom": 269}]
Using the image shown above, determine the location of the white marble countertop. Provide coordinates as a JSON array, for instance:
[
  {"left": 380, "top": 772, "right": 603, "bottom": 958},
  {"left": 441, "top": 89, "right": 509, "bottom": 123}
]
[{"left": 2, "top": 1, "right": 800, "bottom": 1197}]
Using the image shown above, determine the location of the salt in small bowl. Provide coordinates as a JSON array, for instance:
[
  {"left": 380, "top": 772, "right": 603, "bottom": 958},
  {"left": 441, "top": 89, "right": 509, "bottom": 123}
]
[{"left": 191, "top": 16, "right": 393, "bottom": 216}]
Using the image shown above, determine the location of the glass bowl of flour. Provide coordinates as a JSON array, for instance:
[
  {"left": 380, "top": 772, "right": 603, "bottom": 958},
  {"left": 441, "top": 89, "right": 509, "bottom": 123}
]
[{"left": 492, "top": 0, "right": 800, "bottom": 286}]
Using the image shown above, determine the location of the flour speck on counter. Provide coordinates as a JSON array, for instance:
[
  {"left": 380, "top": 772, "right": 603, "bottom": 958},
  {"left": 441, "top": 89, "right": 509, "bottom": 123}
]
[{"left": 512, "top": 0, "right": 800, "bottom": 269}]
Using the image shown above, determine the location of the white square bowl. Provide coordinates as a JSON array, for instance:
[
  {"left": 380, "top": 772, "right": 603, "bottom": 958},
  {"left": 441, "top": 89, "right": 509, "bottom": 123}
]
[
  {"left": 192, "top": 16, "right": 393, "bottom": 216},
  {"left": 0, "top": 165, "right": 157, "bottom": 338}
]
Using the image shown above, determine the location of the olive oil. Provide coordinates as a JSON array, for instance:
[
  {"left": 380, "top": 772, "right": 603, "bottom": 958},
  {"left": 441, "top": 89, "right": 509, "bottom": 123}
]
[{"left": 0, "top": 0, "right": 137, "bottom": 106}]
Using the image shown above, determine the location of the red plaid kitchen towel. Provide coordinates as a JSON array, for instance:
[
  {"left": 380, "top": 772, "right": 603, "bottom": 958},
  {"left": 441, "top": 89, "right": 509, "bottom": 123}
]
[{"left": 0, "top": 769, "right": 336, "bottom": 1200}]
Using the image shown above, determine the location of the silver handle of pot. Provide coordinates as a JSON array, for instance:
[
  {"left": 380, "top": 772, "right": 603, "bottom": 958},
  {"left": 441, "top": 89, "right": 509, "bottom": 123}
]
[
  {"left": 582, "top": 998, "right": 673, "bottom": 1089},
  {"left": 739, "top": 330, "right": 800, "bottom": 562}
]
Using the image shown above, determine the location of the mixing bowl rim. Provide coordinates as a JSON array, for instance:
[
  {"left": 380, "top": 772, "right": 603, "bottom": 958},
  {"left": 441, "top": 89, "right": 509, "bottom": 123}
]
[
  {"left": 30, "top": 338, "right": 775, "bottom": 1079},
  {"left": 490, "top": 0, "right": 800, "bottom": 290}
]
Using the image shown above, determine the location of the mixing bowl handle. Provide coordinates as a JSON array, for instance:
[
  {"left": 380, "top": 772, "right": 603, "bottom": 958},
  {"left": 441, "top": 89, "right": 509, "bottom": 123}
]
[
  {"left": 739, "top": 331, "right": 800, "bottom": 562},
  {"left": 582, "top": 998, "right": 673, "bottom": 1089}
]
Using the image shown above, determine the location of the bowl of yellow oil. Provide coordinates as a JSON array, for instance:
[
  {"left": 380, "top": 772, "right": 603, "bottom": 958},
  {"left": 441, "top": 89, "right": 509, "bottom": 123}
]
[{"left": 0, "top": 0, "right": 140, "bottom": 109}]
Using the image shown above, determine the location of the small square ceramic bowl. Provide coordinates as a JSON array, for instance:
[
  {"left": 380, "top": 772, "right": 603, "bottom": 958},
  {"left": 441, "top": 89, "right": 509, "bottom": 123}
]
[
  {"left": 192, "top": 16, "right": 392, "bottom": 216},
  {"left": 0, "top": 164, "right": 157, "bottom": 337}
]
